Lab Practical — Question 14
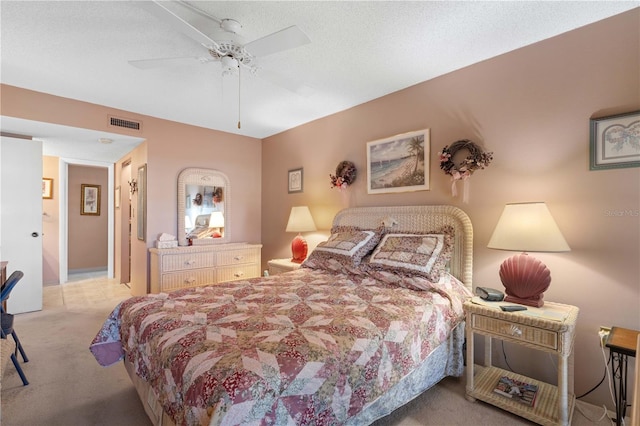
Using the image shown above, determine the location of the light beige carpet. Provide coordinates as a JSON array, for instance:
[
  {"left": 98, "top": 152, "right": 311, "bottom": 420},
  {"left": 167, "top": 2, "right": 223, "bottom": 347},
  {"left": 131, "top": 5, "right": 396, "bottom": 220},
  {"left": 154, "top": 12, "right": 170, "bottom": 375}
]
[{"left": 0, "top": 276, "right": 619, "bottom": 425}]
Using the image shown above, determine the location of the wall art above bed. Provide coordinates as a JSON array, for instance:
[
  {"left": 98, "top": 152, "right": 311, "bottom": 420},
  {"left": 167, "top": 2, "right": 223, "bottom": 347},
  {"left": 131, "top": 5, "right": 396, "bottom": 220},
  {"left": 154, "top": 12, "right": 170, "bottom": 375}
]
[{"left": 366, "top": 129, "right": 430, "bottom": 194}]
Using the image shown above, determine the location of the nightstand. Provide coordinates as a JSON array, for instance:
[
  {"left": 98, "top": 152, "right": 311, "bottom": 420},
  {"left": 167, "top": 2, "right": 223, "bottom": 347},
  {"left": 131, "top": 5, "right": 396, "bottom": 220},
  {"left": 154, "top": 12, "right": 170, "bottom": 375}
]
[
  {"left": 464, "top": 298, "right": 579, "bottom": 426},
  {"left": 267, "top": 258, "right": 301, "bottom": 275}
]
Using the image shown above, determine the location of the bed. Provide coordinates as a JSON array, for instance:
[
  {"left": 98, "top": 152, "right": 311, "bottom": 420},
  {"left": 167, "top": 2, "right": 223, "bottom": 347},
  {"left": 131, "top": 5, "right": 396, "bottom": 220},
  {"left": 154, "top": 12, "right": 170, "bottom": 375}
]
[{"left": 90, "top": 205, "right": 473, "bottom": 425}]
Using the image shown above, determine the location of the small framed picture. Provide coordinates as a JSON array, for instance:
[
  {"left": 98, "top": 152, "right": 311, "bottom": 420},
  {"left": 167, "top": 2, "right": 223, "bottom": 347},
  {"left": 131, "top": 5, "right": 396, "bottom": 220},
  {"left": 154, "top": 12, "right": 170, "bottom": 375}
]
[
  {"left": 81, "top": 184, "right": 101, "bottom": 216},
  {"left": 42, "top": 178, "right": 53, "bottom": 199},
  {"left": 288, "top": 168, "right": 303, "bottom": 193},
  {"left": 590, "top": 110, "right": 640, "bottom": 170}
]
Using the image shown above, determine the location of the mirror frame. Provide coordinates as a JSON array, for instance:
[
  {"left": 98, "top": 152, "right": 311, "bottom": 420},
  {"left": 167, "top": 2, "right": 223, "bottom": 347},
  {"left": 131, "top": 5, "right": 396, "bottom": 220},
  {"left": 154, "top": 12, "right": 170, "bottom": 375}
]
[{"left": 177, "top": 167, "right": 231, "bottom": 246}]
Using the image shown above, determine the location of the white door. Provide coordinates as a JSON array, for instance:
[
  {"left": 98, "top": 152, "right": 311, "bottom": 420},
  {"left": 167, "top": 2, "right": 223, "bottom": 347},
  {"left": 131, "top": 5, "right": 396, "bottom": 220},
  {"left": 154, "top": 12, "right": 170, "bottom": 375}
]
[{"left": 0, "top": 136, "right": 43, "bottom": 313}]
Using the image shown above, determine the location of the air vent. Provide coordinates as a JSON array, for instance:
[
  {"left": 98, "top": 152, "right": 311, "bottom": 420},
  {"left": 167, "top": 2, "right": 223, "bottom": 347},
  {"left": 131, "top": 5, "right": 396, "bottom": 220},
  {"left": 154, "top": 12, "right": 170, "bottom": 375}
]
[{"left": 108, "top": 115, "right": 142, "bottom": 131}]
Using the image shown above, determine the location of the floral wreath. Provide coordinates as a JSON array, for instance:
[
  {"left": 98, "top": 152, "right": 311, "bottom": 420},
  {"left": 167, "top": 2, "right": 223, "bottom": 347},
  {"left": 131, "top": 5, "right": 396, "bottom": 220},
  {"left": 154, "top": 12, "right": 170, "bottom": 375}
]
[
  {"left": 330, "top": 161, "right": 357, "bottom": 189},
  {"left": 439, "top": 140, "right": 492, "bottom": 202},
  {"left": 439, "top": 139, "right": 493, "bottom": 180}
]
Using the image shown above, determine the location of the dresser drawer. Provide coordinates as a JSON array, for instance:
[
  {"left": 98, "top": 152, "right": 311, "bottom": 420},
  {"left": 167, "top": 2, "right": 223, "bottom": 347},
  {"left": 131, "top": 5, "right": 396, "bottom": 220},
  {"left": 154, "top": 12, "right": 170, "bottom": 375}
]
[
  {"left": 162, "top": 252, "right": 216, "bottom": 272},
  {"left": 160, "top": 269, "right": 217, "bottom": 292},
  {"left": 216, "top": 264, "right": 260, "bottom": 283},
  {"left": 471, "top": 313, "right": 558, "bottom": 350},
  {"left": 216, "top": 248, "right": 260, "bottom": 266}
]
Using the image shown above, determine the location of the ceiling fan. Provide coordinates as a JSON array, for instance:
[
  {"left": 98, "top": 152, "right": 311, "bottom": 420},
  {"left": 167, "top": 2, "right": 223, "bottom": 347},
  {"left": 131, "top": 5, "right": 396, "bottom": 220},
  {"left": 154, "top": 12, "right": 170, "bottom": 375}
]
[{"left": 130, "top": 1, "right": 312, "bottom": 127}]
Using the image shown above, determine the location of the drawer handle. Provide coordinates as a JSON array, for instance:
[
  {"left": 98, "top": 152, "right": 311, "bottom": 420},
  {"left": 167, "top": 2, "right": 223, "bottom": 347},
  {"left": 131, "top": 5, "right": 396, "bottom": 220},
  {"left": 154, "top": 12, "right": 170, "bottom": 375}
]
[
  {"left": 502, "top": 324, "right": 522, "bottom": 337},
  {"left": 185, "top": 259, "right": 196, "bottom": 266},
  {"left": 185, "top": 277, "right": 196, "bottom": 284},
  {"left": 233, "top": 271, "right": 244, "bottom": 278},
  {"left": 233, "top": 255, "right": 244, "bottom": 261}
]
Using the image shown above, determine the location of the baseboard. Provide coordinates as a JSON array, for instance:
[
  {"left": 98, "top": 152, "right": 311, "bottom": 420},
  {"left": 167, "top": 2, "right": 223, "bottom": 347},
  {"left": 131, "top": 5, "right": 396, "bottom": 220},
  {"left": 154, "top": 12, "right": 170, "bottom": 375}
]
[{"left": 68, "top": 268, "right": 107, "bottom": 274}]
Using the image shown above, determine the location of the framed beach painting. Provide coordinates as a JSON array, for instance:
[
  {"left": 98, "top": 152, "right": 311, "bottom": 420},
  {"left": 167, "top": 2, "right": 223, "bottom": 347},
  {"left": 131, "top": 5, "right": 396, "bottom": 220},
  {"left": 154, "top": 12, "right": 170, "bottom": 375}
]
[{"left": 367, "top": 129, "right": 430, "bottom": 194}]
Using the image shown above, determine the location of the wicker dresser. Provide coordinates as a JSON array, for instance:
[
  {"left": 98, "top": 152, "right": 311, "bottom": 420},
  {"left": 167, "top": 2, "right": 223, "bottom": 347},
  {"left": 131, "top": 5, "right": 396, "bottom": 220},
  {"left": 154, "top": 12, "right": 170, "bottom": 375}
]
[
  {"left": 464, "top": 299, "right": 579, "bottom": 426},
  {"left": 149, "top": 243, "right": 262, "bottom": 293}
]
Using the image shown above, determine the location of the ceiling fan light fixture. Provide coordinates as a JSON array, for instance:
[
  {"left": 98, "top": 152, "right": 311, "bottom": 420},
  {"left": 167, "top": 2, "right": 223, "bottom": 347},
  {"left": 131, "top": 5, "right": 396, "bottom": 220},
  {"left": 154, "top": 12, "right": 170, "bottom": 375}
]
[{"left": 221, "top": 55, "right": 239, "bottom": 75}]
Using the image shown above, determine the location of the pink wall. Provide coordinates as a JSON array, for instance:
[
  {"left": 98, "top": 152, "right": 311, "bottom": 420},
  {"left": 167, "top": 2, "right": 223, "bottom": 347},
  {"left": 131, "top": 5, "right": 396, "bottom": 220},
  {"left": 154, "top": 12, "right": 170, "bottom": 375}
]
[
  {"left": 67, "top": 164, "right": 109, "bottom": 271},
  {"left": 262, "top": 10, "right": 639, "bottom": 410},
  {"left": 42, "top": 156, "right": 59, "bottom": 285}
]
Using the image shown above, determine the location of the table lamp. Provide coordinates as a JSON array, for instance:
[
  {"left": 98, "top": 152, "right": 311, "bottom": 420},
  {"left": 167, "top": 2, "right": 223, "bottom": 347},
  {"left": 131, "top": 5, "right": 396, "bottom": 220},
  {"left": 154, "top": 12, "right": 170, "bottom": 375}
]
[
  {"left": 487, "top": 202, "right": 570, "bottom": 307},
  {"left": 208, "top": 211, "right": 225, "bottom": 238},
  {"left": 286, "top": 206, "right": 317, "bottom": 263}
]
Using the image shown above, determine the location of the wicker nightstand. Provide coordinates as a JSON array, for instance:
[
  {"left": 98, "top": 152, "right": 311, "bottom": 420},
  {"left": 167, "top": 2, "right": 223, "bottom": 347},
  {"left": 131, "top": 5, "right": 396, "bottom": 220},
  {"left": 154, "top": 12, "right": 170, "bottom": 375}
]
[
  {"left": 267, "top": 258, "right": 301, "bottom": 275},
  {"left": 464, "top": 298, "right": 579, "bottom": 426}
]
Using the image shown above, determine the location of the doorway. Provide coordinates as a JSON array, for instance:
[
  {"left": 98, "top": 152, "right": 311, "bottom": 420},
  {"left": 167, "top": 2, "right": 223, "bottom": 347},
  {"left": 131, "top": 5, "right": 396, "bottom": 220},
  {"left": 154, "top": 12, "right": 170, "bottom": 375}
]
[{"left": 58, "top": 158, "right": 114, "bottom": 284}]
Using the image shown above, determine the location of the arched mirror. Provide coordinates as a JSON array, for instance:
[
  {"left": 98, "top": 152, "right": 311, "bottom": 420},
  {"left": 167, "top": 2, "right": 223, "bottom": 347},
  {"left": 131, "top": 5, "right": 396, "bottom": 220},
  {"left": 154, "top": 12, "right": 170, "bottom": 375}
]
[{"left": 177, "top": 168, "right": 230, "bottom": 246}]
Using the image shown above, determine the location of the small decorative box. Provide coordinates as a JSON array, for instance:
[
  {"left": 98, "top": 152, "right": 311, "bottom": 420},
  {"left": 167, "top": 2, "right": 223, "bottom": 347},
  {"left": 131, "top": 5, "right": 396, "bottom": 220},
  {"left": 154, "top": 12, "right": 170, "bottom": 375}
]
[{"left": 155, "top": 240, "right": 178, "bottom": 249}]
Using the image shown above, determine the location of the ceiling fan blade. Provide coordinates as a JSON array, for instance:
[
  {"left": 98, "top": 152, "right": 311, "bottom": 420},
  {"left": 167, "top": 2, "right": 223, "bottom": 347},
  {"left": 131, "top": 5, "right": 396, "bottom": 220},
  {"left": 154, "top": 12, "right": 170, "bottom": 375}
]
[
  {"left": 257, "top": 68, "right": 315, "bottom": 97},
  {"left": 129, "top": 56, "right": 210, "bottom": 70},
  {"left": 136, "top": 1, "right": 216, "bottom": 48},
  {"left": 244, "top": 26, "right": 310, "bottom": 57}
]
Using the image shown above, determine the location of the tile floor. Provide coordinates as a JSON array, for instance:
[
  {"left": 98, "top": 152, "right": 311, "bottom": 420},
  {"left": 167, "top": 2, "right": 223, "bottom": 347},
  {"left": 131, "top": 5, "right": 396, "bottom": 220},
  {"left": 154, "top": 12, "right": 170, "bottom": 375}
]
[{"left": 43, "top": 271, "right": 132, "bottom": 310}]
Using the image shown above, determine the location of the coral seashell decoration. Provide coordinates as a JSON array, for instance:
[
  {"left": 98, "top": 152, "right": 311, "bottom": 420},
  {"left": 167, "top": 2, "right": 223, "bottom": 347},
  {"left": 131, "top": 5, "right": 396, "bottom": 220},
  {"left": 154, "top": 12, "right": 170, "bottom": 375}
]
[{"left": 499, "top": 253, "right": 551, "bottom": 307}]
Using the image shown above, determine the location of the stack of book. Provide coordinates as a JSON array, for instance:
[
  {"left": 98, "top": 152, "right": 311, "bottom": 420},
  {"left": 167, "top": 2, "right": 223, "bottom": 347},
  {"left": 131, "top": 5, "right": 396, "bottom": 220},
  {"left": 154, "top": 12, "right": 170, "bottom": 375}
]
[{"left": 493, "top": 376, "right": 538, "bottom": 407}]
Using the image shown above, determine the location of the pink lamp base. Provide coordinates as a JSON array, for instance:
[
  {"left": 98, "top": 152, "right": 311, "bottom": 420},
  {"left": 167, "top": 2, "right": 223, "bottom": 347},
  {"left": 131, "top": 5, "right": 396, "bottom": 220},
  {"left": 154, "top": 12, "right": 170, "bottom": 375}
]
[
  {"left": 504, "top": 294, "right": 545, "bottom": 308},
  {"left": 291, "top": 234, "right": 309, "bottom": 263},
  {"left": 499, "top": 252, "right": 551, "bottom": 308}
]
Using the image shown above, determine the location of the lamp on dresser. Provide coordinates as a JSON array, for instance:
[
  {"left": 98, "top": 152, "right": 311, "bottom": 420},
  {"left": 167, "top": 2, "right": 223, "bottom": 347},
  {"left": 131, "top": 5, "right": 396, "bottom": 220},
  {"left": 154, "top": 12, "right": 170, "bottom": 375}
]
[
  {"left": 487, "top": 202, "right": 570, "bottom": 307},
  {"left": 208, "top": 211, "right": 225, "bottom": 238},
  {"left": 286, "top": 206, "right": 317, "bottom": 263}
]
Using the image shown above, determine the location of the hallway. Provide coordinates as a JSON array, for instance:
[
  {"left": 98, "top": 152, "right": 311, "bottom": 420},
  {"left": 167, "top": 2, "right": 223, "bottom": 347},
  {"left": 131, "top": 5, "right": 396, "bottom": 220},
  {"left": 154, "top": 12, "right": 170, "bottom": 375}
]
[{"left": 44, "top": 271, "right": 131, "bottom": 311}]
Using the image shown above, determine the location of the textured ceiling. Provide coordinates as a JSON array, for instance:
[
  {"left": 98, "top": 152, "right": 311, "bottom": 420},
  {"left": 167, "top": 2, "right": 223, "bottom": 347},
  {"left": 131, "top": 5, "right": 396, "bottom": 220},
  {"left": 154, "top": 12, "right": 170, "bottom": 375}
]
[{"left": 1, "top": 1, "right": 638, "bottom": 160}]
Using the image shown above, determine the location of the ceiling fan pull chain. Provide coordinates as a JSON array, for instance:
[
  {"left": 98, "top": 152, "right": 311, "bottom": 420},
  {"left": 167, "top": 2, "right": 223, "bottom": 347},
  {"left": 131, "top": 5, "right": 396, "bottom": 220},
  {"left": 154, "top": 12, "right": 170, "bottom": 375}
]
[{"left": 238, "top": 65, "right": 241, "bottom": 129}]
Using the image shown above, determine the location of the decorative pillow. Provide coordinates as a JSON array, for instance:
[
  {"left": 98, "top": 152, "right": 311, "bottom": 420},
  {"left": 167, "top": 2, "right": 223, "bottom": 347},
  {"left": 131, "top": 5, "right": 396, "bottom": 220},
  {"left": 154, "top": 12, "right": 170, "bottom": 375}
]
[
  {"left": 302, "top": 226, "right": 383, "bottom": 270},
  {"left": 367, "top": 226, "right": 454, "bottom": 282}
]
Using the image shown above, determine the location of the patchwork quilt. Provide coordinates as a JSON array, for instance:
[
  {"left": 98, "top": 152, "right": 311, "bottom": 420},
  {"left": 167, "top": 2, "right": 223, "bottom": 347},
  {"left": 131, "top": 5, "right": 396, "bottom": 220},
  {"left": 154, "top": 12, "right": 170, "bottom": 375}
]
[{"left": 90, "top": 268, "right": 471, "bottom": 426}]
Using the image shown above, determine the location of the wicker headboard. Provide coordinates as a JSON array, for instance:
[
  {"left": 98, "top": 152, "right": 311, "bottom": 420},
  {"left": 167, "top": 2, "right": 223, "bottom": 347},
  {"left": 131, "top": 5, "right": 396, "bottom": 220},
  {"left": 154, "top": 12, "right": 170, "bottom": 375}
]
[{"left": 332, "top": 205, "right": 473, "bottom": 290}]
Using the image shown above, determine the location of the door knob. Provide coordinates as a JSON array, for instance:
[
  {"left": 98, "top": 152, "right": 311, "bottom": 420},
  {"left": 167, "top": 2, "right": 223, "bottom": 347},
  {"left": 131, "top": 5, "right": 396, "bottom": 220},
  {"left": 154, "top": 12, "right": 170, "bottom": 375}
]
[{"left": 31, "top": 232, "right": 39, "bottom": 237}]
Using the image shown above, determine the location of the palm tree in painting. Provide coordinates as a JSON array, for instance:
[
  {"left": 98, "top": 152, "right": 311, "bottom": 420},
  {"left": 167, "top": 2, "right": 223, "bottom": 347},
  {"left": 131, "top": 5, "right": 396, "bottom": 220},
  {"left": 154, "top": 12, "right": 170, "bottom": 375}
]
[{"left": 407, "top": 136, "right": 424, "bottom": 173}]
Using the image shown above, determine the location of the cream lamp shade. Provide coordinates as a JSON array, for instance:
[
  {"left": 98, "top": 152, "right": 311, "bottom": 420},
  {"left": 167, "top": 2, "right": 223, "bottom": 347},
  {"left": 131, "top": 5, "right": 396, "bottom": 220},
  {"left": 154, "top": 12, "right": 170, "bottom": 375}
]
[
  {"left": 488, "top": 202, "right": 570, "bottom": 307},
  {"left": 208, "top": 211, "right": 225, "bottom": 228},
  {"left": 488, "top": 202, "right": 570, "bottom": 252},
  {"left": 286, "top": 206, "right": 317, "bottom": 263},
  {"left": 208, "top": 211, "right": 225, "bottom": 238}
]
